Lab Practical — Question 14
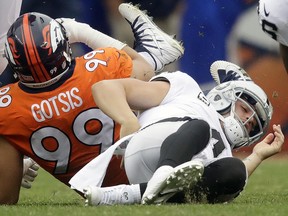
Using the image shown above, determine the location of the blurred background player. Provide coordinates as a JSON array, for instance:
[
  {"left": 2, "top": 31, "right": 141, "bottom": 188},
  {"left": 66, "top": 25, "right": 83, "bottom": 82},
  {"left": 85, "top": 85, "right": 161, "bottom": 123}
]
[
  {"left": 228, "top": 1, "right": 288, "bottom": 153},
  {"left": 258, "top": 0, "right": 288, "bottom": 74},
  {"left": 0, "top": 0, "right": 22, "bottom": 86}
]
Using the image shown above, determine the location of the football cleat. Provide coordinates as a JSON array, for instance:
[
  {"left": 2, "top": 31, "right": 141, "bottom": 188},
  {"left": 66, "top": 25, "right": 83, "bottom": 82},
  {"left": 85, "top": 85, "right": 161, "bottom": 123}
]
[
  {"left": 210, "top": 60, "right": 252, "bottom": 85},
  {"left": 118, "top": 3, "right": 184, "bottom": 72},
  {"left": 142, "top": 160, "right": 204, "bottom": 205},
  {"left": 83, "top": 184, "right": 141, "bottom": 206}
]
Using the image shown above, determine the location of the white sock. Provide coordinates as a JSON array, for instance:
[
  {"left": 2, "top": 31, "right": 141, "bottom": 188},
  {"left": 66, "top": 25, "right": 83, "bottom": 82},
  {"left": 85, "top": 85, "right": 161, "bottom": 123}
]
[
  {"left": 129, "top": 184, "right": 141, "bottom": 203},
  {"left": 138, "top": 52, "right": 163, "bottom": 72}
]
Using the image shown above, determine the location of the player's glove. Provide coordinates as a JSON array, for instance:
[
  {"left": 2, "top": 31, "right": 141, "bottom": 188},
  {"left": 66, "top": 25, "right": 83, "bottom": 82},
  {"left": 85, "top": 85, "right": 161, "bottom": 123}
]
[{"left": 21, "top": 157, "right": 40, "bottom": 189}]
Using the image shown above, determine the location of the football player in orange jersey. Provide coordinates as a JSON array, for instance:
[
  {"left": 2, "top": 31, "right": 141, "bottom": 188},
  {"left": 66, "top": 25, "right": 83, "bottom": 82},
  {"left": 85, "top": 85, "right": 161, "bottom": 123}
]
[
  {"left": 0, "top": 2, "right": 184, "bottom": 204},
  {"left": 0, "top": 0, "right": 154, "bottom": 193}
]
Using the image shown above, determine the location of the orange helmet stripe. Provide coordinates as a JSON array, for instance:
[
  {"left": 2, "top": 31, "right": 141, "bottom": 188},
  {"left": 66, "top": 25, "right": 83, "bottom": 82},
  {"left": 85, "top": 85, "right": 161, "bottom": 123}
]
[{"left": 22, "top": 14, "right": 51, "bottom": 82}]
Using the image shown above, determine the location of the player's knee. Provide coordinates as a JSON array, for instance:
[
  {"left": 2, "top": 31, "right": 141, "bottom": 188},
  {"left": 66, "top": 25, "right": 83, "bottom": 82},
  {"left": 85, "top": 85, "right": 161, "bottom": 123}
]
[
  {"left": 200, "top": 157, "right": 247, "bottom": 203},
  {"left": 186, "top": 119, "right": 210, "bottom": 136},
  {"left": 181, "top": 119, "right": 210, "bottom": 151},
  {"left": 158, "top": 119, "right": 210, "bottom": 167}
]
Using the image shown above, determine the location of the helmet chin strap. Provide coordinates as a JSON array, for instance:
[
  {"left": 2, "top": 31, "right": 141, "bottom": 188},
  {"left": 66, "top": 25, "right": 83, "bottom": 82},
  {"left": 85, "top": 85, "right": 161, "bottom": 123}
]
[{"left": 217, "top": 110, "right": 248, "bottom": 149}]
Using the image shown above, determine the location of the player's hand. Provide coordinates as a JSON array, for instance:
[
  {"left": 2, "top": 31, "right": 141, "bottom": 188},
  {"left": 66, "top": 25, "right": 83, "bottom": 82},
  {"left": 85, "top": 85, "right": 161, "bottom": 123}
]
[
  {"left": 252, "top": 124, "right": 284, "bottom": 161},
  {"left": 21, "top": 157, "right": 40, "bottom": 189}
]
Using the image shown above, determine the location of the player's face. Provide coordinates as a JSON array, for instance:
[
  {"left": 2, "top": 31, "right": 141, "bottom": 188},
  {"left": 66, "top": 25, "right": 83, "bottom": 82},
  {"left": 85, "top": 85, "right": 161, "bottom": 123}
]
[{"left": 234, "top": 100, "right": 257, "bottom": 134}]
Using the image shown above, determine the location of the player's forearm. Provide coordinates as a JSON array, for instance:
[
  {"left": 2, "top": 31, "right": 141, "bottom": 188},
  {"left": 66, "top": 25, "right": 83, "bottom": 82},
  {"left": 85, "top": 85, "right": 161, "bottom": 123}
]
[
  {"left": 59, "top": 18, "right": 126, "bottom": 50},
  {"left": 91, "top": 80, "right": 137, "bottom": 126},
  {"left": 79, "top": 24, "right": 126, "bottom": 50},
  {"left": 242, "top": 152, "right": 263, "bottom": 177}
]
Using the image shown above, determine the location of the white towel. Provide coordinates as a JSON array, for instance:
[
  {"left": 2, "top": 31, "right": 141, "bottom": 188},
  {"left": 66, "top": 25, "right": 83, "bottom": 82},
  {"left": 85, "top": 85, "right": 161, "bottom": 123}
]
[{"left": 69, "top": 134, "right": 134, "bottom": 193}]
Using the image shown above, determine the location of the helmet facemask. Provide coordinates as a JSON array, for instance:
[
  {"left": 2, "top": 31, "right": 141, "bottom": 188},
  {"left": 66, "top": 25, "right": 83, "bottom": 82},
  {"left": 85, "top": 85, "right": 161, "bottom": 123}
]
[
  {"left": 207, "top": 81, "right": 273, "bottom": 149},
  {"left": 221, "top": 94, "right": 266, "bottom": 149}
]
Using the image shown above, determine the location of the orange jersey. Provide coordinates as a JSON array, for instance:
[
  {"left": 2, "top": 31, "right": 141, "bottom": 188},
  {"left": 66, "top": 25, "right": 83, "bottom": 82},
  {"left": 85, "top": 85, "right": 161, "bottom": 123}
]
[{"left": 0, "top": 47, "right": 132, "bottom": 186}]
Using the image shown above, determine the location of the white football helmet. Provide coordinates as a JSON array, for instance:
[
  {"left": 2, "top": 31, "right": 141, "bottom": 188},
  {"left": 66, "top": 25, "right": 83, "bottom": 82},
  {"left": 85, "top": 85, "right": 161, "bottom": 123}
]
[{"left": 207, "top": 81, "right": 273, "bottom": 149}]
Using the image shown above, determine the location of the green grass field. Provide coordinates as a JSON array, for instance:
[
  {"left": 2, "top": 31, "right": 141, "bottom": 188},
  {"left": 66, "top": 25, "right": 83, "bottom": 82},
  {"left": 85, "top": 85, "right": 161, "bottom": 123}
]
[{"left": 1, "top": 157, "right": 288, "bottom": 216}]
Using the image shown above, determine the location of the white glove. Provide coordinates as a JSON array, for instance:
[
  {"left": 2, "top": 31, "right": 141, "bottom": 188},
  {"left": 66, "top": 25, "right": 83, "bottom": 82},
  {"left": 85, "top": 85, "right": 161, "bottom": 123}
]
[{"left": 21, "top": 157, "right": 40, "bottom": 189}]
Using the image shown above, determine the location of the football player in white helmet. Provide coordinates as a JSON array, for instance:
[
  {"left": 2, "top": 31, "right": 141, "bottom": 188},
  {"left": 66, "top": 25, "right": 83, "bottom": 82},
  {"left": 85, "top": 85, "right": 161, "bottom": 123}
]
[
  {"left": 72, "top": 55, "right": 283, "bottom": 205},
  {"left": 68, "top": 4, "right": 283, "bottom": 207},
  {"left": 258, "top": 0, "right": 288, "bottom": 74}
]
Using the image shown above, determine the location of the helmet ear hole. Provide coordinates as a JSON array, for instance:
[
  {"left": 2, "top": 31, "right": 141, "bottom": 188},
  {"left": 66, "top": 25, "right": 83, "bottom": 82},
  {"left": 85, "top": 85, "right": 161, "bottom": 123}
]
[
  {"left": 207, "top": 83, "right": 231, "bottom": 113},
  {"left": 4, "top": 12, "right": 72, "bottom": 87}
]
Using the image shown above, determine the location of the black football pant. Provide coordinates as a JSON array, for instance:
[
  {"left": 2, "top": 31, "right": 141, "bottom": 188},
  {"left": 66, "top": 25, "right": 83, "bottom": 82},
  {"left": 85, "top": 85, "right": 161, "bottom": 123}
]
[{"left": 140, "top": 119, "right": 246, "bottom": 203}]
